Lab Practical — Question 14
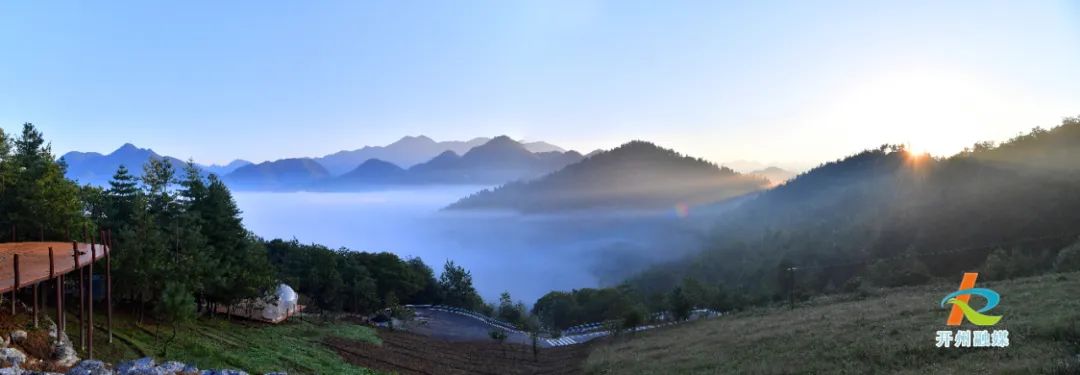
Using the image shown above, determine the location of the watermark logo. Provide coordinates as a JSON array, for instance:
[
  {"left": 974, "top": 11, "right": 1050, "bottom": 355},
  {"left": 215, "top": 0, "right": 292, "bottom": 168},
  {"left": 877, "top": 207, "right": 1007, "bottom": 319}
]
[
  {"left": 940, "top": 272, "right": 1002, "bottom": 326},
  {"left": 934, "top": 272, "right": 1009, "bottom": 348}
]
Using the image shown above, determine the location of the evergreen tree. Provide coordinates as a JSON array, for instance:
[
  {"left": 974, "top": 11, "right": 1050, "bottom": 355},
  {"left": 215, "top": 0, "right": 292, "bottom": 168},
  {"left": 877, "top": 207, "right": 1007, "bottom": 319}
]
[
  {"left": 439, "top": 260, "right": 484, "bottom": 310},
  {"left": 1, "top": 124, "right": 85, "bottom": 241},
  {"left": 106, "top": 165, "right": 139, "bottom": 227}
]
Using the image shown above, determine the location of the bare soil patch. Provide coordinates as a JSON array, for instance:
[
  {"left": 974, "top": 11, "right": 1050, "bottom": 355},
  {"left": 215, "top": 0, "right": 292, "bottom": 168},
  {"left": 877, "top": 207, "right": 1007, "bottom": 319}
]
[{"left": 325, "top": 329, "right": 590, "bottom": 375}]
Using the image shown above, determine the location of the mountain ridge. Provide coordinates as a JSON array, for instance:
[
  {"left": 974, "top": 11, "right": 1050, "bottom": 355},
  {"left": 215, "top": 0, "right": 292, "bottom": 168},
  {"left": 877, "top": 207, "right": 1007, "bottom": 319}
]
[{"left": 446, "top": 140, "right": 769, "bottom": 212}]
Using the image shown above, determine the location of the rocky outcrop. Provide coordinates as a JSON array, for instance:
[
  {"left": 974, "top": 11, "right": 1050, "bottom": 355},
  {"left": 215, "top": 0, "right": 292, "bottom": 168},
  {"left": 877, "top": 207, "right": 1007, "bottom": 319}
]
[
  {"left": 0, "top": 348, "right": 26, "bottom": 368},
  {"left": 48, "top": 323, "right": 79, "bottom": 368}
]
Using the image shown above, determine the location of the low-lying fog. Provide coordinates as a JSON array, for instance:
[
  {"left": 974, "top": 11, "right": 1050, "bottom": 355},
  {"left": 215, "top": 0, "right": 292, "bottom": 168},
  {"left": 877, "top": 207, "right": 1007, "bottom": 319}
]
[{"left": 234, "top": 186, "right": 709, "bottom": 304}]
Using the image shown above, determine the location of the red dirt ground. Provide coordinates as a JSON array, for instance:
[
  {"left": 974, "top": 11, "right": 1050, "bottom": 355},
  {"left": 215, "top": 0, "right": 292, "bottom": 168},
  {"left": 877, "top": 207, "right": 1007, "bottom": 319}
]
[{"left": 324, "top": 329, "right": 591, "bottom": 375}]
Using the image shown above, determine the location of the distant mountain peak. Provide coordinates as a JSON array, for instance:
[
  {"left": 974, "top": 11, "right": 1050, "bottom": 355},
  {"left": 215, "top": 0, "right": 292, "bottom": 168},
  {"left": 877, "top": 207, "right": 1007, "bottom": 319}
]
[
  {"left": 521, "top": 140, "right": 566, "bottom": 153},
  {"left": 109, "top": 143, "right": 156, "bottom": 157},
  {"left": 392, "top": 135, "right": 437, "bottom": 146},
  {"left": 357, "top": 158, "right": 401, "bottom": 169},
  {"left": 463, "top": 136, "right": 533, "bottom": 160},
  {"left": 490, "top": 135, "right": 516, "bottom": 143},
  {"left": 432, "top": 150, "right": 460, "bottom": 160}
]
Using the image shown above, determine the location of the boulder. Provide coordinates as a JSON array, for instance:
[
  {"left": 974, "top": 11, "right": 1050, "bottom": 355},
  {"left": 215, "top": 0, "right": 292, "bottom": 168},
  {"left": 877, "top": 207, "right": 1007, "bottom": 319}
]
[
  {"left": 154, "top": 362, "right": 185, "bottom": 374},
  {"left": 0, "top": 366, "right": 22, "bottom": 375},
  {"left": 9, "top": 331, "right": 27, "bottom": 344},
  {"left": 115, "top": 358, "right": 154, "bottom": 375},
  {"left": 198, "top": 370, "right": 249, "bottom": 375},
  {"left": 65, "top": 360, "right": 112, "bottom": 375},
  {"left": 0, "top": 348, "right": 27, "bottom": 367}
]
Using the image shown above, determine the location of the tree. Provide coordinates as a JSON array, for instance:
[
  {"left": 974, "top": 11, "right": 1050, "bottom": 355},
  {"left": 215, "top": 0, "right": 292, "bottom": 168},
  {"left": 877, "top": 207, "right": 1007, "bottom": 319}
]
[
  {"left": 439, "top": 260, "right": 484, "bottom": 310},
  {"left": 522, "top": 316, "right": 542, "bottom": 361},
  {"left": 497, "top": 291, "right": 525, "bottom": 326},
  {"left": 668, "top": 286, "right": 693, "bottom": 321},
  {"left": 622, "top": 307, "right": 645, "bottom": 337},
  {"left": 158, "top": 282, "right": 195, "bottom": 358},
  {"left": 533, "top": 291, "right": 577, "bottom": 331},
  {"left": 489, "top": 328, "right": 509, "bottom": 343},
  {"left": 1055, "top": 240, "right": 1080, "bottom": 273},
  {"left": 384, "top": 292, "right": 400, "bottom": 330},
  {"left": 1, "top": 123, "right": 86, "bottom": 241},
  {"left": 105, "top": 165, "right": 139, "bottom": 227}
]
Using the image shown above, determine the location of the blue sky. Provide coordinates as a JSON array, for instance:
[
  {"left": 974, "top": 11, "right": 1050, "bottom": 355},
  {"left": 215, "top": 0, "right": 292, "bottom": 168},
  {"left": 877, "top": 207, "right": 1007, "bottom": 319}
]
[{"left": 2, "top": 1, "right": 1078, "bottom": 168}]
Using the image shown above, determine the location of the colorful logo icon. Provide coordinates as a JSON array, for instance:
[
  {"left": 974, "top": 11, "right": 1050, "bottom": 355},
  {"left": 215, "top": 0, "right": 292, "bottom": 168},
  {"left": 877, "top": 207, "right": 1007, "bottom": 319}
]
[{"left": 940, "top": 272, "right": 1002, "bottom": 326}]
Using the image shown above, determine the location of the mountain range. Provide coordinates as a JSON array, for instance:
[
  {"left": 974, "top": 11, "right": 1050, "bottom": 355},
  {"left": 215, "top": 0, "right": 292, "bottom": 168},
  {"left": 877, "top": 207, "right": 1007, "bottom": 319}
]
[
  {"left": 446, "top": 141, "right": 770, "bottom": 212},
  {"left": 312, "top": 136, "right": 582, "bottom": 190},
  {"left": 315, "top": 136, "right": 566, "bottom": 175},
  {"left": 60, "top": 143, "right": 252, "bottom": 186},
  {"left": 61, "top": 136, "right": 585, "bottom": 191}
]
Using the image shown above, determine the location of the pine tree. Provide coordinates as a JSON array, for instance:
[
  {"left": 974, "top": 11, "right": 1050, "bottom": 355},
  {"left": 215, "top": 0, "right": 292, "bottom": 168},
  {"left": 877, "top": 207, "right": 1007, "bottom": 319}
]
[
  {"left": 106, "top": 165, "right": 139, "bottom": 227},
  {"left": 2, "top": 124, "right": 85, "bottom": 240}
]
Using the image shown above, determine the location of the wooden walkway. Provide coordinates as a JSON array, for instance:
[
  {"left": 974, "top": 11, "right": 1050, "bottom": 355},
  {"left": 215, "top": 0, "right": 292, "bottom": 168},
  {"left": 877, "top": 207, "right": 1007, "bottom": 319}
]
[{"left": 0, "top": 242, "right": 108, "bottom": 293}]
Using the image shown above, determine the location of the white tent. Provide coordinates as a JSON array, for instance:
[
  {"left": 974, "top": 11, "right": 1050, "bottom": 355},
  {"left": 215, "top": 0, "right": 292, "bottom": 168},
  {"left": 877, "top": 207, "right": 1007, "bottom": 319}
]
[{"left": 261, "top": 283, "right": 299, "bottom": 321}]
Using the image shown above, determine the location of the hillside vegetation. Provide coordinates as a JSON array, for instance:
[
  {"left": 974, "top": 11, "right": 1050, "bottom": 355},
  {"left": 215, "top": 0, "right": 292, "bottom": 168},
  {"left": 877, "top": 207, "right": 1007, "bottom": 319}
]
[
  {"left": 529, "top": 117, "right": 1080, "bottom": 337},
  {"left": 447, "top": 141, "right": 768, "bottom": 212},
  {"left": 586, "top": 272, "right": 1080, "bottom": 374},
  {"left": 88, "top": 311, "right": 380, "bottom": 374},
  {"left": 629, "top": 117, "right": 1080, "bottom": 304}
]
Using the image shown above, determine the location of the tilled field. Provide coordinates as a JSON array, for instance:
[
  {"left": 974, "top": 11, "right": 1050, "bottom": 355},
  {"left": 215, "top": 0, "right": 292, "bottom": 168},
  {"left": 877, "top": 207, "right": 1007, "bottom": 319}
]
[{"left": 325, "top": 329, "right": 591, "bottom": 375}]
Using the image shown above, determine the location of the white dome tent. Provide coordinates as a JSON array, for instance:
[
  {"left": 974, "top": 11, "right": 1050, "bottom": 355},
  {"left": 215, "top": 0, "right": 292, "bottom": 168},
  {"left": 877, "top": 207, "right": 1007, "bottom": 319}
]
[
  {"left": 262, "top": 284, "right": 299, "bottom": 321},
  {"left": 217, "top": 283, "right": 304, "bottom": 323}
]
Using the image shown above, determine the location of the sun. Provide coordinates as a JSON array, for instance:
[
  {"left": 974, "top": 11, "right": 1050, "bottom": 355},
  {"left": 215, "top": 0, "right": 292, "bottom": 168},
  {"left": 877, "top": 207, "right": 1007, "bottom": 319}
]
[{"left": 905, "top": 144, "right": 928, "bottom": 158}]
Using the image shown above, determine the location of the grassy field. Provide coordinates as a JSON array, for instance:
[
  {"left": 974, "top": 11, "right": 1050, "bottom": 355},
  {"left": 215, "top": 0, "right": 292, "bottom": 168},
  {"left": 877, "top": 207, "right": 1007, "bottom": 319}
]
[
  {"left": 586, "top": 272, "right": 1080, "bottom": 374},
  {"left": 71, "top": 311, "right": 381, "bottom": 374}
]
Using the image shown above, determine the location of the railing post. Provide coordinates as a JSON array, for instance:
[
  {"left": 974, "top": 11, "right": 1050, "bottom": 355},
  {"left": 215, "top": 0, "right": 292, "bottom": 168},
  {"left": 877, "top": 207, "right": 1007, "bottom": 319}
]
[
  {"left": 12, "top": 254, "right": 20, "bottom": 316},
  {"left": 33, "top": 283, "right": 38, "bottom": 328},
  {"left": 88, "top": 239, "right": 95, "bottom": 359},
  {"left": 73, "top": 241, "right": 83, "bottom": 350},
  {"left": 106, "top": 229, "right": 113, "bottom": 344},
  {"left": 51, "top": 247, "right": 62, "bottom": 334}
]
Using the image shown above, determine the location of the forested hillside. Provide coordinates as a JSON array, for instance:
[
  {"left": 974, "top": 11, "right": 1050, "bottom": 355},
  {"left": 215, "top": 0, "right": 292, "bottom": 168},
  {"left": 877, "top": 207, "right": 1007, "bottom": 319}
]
[
  {"left": 629, "top": 116, "right": 1080, "bottom": 304},
  {"left": 528, "top": 117, "right": 1080, "bottom": 331},
  {"left": 447, "top": 141, "right": 768, "bottom": 212}
]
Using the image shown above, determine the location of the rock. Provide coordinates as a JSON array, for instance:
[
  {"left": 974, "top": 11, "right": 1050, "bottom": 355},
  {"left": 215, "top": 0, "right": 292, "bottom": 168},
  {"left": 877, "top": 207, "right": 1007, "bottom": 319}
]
[
  {"left": 154, "top": 362, "right": 185, "bottom": 374},
  {"left": 65, "top": 359, "right": 113, "bottom": 375},
  {"left": 115, "top": 357, "right": 154, "bottom": 375},
  {"left": 180, "top": 365, "right": 198, "bottom": 375},
  {"left": 0, "top": 348, "right": 27, "bottom": 367},
  {"left": 198, "top": 370, "right": 248, "bottom": 375},
  {"left": 9, "top": 331, "right": 27, "bottom": 344},
  {"left": 49, "top": 327, "right": 78, "bottom": 368},
  {"left": 0, "top": 366, "right": 23, "bottom": 375}
]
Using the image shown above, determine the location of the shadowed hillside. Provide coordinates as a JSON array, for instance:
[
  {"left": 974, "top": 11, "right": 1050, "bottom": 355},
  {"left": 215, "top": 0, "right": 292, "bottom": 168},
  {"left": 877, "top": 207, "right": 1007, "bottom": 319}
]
[
  {"left": 446, "top": 141, "right": 769, "bottom": 212},
  {"left": 586, "top": 272, "right": 1080, "bottom": 374},
  {"left": 628, "top": 116, "right": 1080, "bottom": 303}
]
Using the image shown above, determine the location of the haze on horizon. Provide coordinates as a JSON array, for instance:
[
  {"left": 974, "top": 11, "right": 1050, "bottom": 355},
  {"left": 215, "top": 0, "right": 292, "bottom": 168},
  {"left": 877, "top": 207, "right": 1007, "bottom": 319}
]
[{"left": 2, "top": 1, "right": 1078, "bottom": 168}]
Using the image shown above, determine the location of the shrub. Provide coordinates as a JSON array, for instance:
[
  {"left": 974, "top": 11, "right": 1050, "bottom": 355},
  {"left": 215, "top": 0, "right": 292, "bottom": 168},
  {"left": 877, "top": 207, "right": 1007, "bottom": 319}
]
[{"left": 1054, "top": 241, "right": 1080, "bottom": 273}]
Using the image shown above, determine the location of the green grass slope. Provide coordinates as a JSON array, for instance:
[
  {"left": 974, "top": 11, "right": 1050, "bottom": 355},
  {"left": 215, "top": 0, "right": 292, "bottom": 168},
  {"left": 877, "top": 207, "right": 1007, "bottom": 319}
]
[
  {"left": 586, "top": 272, "right": 1080, "bottom": 374},
  {"left": 81, "top": 313, "right": 380, "bottom": 374}
]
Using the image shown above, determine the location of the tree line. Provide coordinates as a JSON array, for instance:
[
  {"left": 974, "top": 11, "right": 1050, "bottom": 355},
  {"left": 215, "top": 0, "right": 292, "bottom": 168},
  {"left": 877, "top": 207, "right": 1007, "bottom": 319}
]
[{"left": 0, "top": 123, "right": 491, "bottom": 323}]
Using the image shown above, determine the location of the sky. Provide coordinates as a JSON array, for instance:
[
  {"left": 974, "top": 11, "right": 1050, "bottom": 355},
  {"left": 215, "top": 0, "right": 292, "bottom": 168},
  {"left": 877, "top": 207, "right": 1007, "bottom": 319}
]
[{"left": 2, "top": 1, "right": 1078, "bottom": 169}]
